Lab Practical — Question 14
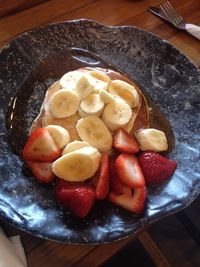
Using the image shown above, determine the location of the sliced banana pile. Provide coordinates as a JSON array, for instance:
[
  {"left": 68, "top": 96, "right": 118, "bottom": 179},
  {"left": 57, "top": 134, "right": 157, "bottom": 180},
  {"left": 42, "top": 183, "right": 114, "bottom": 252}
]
[
  {"left": 46, "top": 68, "right": 168, "bottom": 182},
  {"left": 49, "top": 69, "right": 140, "bottom": 135}
]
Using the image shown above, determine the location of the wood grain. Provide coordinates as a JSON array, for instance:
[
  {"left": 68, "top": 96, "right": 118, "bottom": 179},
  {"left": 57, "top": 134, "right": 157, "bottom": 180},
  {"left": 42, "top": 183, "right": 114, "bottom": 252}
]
[
  {"left": 139, "top": 232, "right": 171, "bottom": 267},
  {"left": 148, "top": 215, "right": 200, "bottom": 267},
  {"left": 71, "top": 235, "right": 136, "bottom": 267},
  {"left": 119, "top": 0, "right": 200, "bottom": 35},
  {"left": 26, "top": 241, "right": 94, "bottom": 267},
  {"left": 0, "top": 0, "right": 48, "bottom": 18},
  {"left": 55, "top": 0, "right": 164, "bottom": 25},
  {"left": 0, "top": 0, "right": 94, "bottom": 45},
  {"left": 26, "top": 235, "right": 136, "bottom": 267}
]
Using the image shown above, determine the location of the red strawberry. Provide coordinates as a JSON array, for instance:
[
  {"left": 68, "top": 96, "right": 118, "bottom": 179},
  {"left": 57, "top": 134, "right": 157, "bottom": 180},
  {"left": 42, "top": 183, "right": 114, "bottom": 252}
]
[
  {"left": 138, "top": 152, "right": 177, "bottom": 184},
  {"left": 56, "top": 178, "right": 84, "bottom": 189},
  {"left": 110, "top": 158, "right": 124, "bottom": 195},
  {"left": 26, "top": 161, "right": 54, "bottom": 183},
  {"left": 92, "top": 154, "right": 110, "bottom": 200},
  {"left": 56, "top": 178, "right": 71, "bottom": 188},
  {"left": 56, "top": 185, "right": 95, "bottom": 218},
  {"left": 115, "top": 153, "right": 145, "bottom": 188},
  {"left": 109, "top": 185, "right": 147, "bottom": 214},
  {"left": 23, "top": 128, "right": 61, "bottom": 162},
  {"left": 114, "top": 128, "right": 139, "bottom": 154}
]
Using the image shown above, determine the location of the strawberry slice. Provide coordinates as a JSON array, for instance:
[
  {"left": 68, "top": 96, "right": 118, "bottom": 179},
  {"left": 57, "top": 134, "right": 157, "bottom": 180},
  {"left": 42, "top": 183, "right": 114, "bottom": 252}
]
[
  {"left": 114, "top": 128, "right": 139, "bottom": 154},
  {"left": 26, "top": 161, "right": 54, "bottom": 183},
  {"left": 92, "top": 154, "right": 110, "bottom": 200},
  {"left": 110, "top": 157, "right": 124, "bottom": 195},
  {"left": 115, "top": 153, "right": 145, "bottom": 188},
  {"left": 56, "top": 178, "right": 84, "bottom": 189},
  {"left": 109, "top": 185, "right": 147, "bottom": 214},
  {"left": 56, "top": 178, "right": 71, "bottom": 188},
  {"left": 56, "top": 184, "right": 95, "bottom": 218},
  {"left": 23, "top": 128, "right": 61, "bottom": 162},
  {"left": 138, "top": 151, "right": 177, "bottom": 184}
]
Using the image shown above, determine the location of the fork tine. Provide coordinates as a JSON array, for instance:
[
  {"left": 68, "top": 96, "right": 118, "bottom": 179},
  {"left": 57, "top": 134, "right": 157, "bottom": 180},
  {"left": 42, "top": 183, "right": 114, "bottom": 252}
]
[
  {"left": 162, "top": 3, "right": 177, "bottom": 25},
  {"left": 164, "top": 2, "right": 179, "bottom": 24},
  {"left": 160, "top": 4, "right": 175, "bottom": 24},
  {"left": 165, "top": 1, "right": 183, "bottom": 24},
  {"left": 161, "top": 1, "right": 184, "bottom": 26}
]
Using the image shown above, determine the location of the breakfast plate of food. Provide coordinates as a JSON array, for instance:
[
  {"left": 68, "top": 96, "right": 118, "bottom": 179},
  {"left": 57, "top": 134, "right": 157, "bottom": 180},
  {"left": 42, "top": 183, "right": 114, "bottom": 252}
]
[{"left": 0, "top": 19, "right": 199, "bottom": 244}]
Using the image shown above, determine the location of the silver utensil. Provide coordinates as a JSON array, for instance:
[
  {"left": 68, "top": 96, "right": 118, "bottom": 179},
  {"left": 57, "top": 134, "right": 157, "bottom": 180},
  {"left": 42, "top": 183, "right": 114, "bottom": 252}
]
[{"left": 148, "top": 1, "right": 200, "bottom": 40}]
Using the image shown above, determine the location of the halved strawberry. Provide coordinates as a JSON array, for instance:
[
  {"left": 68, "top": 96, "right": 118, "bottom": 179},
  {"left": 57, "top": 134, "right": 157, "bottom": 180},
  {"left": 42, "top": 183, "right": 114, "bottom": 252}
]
[
  {"left": 110, "top": 157, "right": 124, "bottom": 195},
  {"left": 114, "top": 128, "right": 139, "bottom": 154},
  {"left": 109, "top": 185, "right": 147, "bottom": 214},
  {"left": 138, "top": 151, "right": 177, "bottom": 184},
  {"left": 115, "top": 153, "right": 145, "bottom": 188},
  {"left": 56, "top": 184, "right": 95, "bottom": 218},
  {"left": 23, "top": 128, "right": 61, "bottom": 162},
  {"left": 56, "top": 178, "right": 84, "bottom": 189},
  {"left": 26, "top": 161, "right": 54, "bottom": 183},
  {"left": 92, "top": 154, "right": 110, "bottom": 200}
]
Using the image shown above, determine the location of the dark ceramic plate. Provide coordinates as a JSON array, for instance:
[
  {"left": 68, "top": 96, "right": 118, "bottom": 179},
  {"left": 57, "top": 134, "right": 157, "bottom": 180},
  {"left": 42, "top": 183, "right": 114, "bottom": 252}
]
[{"left": 0, "top": 20, "right": 199, "bottom": 244}]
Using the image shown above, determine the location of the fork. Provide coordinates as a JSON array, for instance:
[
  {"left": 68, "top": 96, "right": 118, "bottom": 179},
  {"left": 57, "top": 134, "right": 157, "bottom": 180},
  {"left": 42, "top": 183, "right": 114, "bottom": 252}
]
[{"left": 160, "top": 1, "right": 200, "bottom": 40}]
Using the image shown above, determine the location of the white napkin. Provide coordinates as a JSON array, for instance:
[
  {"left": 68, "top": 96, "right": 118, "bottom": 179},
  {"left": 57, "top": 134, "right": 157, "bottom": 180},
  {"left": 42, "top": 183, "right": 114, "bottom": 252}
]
[
  {"left": 186, "top": 24, "right": 200, "bottom": 40},
  {"left": 0, "top": 227, "right": 27, "bottom": 267}
]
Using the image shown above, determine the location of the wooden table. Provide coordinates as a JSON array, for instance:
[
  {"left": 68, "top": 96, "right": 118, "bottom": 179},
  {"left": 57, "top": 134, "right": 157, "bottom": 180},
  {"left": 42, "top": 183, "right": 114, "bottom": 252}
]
[{"left": 0, "top": 1, "right": 199, "bottom": 266}]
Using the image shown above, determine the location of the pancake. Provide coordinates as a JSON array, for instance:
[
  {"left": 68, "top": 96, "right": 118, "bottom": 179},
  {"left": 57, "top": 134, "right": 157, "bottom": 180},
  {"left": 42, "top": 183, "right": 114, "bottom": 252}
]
[{"left": 30, "top": 67, "right": 149, "bottom": 142}]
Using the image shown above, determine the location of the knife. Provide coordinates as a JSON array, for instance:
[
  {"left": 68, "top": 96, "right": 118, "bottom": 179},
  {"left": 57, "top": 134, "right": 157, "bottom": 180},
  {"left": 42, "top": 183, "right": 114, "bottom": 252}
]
[{"left": 148, "top": 6, "right": 169, "bottom": 23}]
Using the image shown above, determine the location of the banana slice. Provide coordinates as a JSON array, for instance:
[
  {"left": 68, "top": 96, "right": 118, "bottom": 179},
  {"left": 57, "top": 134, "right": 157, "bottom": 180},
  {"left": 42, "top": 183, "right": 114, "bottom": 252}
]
[
  {"left": 52, "top": 147, "right": 101, "bottom": 181},
  {"left": 76, "top": 115, "right": 113, "bottom": 153},
  {"left": 99, "top": 89, "right": 116, "bottom": 104},
  {"left": 59, "top": 70, "right": 82, "bottom": 89},
  {"left": 102, "top": 99, "right": 132, "bottom": 131},
  {"left": 135, "top": 128, "right": 168, "bottom": 152},
  {"left": 46, "top": 125, "right": 70, "bottom": 149},
  {"left": 62, "top": 140, "right": 91, "bottom": 155},
  {"left": 78, "top": 107, "right": 88, "bottom": 118},
  {"left": 80, "top": 93, "right": 104, "bottom": 116},
  {"left": 88, "top": 70, "right": 110, "bottom": 93},
  {"left": 109, "top": 80, "right": 139, "bottom": 108},
  {"left": 48, "top": 89, "right": 80, "bottom": 118},
  {"left": 78, "top": 106, "right": 102, "bottom": 118},
  {"left": 89, "top": 70, "right": 110, "bottom": 83},
  {"left": 75, "top": 73, "right": 95, "bottom": 100}
]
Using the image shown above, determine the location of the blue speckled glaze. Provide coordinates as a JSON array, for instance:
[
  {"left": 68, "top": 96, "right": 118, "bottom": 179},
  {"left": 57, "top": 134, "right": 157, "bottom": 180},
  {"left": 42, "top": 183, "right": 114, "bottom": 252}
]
[{"left": 0, "top": 20, "right": 199, "bottom": 244}]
